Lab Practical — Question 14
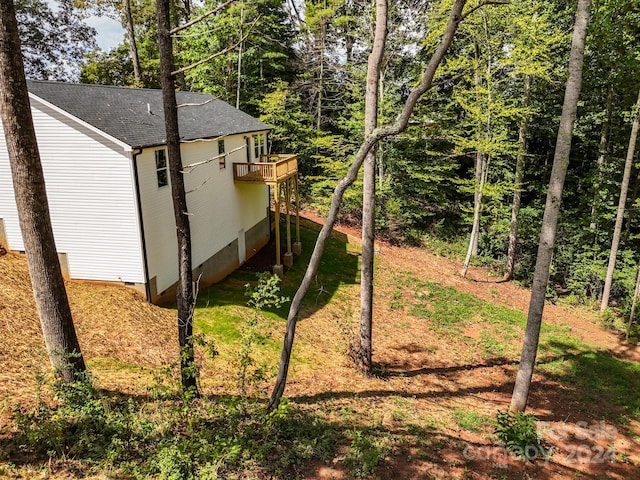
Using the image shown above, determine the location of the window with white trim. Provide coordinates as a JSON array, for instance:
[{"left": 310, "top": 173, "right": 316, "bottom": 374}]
[
  {"left": 253, "top": 133, "right": 266, "bottom": 160},
  {"left": 155, "top": 149, "right": 168, "bottom": 187}
]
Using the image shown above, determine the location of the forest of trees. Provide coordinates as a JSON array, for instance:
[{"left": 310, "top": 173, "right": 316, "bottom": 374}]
[
  {"left": 11, "top": 0, "right": 640, "bottom": 323},
  {"left": 3, "top": 0, "right": 640, "bottom": 476},
  {"left": 43, "top": 0, "right": 638, "bottom": 324}
]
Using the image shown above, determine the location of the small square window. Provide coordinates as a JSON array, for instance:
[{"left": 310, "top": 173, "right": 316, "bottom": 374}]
[
  {"left": 218, "top": 139, "right": 226, "bottom": 169},
  {"left": 155, "top": 149, "right": 168, "bottom": 187}
]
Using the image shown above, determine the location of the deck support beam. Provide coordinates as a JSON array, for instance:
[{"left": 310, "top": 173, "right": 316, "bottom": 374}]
[
  {"left": 293, "top": 174, "right": 301, "bottom": 256},
  {"left": 274, "top": 183, "right": 281, "bottom": 271}
]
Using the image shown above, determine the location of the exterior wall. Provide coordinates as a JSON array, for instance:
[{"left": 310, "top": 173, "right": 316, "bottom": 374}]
[
  {"left": 138, "top": 130, "right": 270, "bottom": 298},
  {"left": 0, "top": 100, "right": 145, "bottom": 284}
]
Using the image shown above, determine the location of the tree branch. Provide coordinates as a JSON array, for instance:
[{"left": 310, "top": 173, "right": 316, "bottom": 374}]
[
  {"left": 462, "top": 0, "right": 510, "bottom": 20},
  {"left": 177, "top": 98, "right": 217, "bottom": 108},
  {"left": 170, "top": 0, "right": 235, "bottom": 35},
  {"left": 181, "top": 144, "right": 245, "bottom": 171},
  {"left": 171, "top": 15, "right": 261, "bottom": 76}
]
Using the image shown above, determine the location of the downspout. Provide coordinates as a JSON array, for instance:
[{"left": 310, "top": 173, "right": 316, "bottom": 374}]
[{"left": 131, "top": 147, "right": 152, "bottom": 302}]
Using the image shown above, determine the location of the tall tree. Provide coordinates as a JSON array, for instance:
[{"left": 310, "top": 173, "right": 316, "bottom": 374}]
[
  {"left": 600, "top": 87, "right": 640, "bottom": 312},
  {"left": 504, "top": 75, "right": 530, "bottom": 280},
  {"left": 157, "top": 0, "right": 198, "bottom": 395},
  {"left": 0, "top": 0, "right": 86, "bottom": 382},
  {"left": 16, "top": 0, "right": 96, "bottom": 81},
  {"left": 77, "top": 0, "right": 144, "bottom": 83},
  {"left": 357, "top": 0, "right": 387, "bottom": 373},
  {"left": 510, "top": 0, "right": 591, "bottom": 412},
  {"left": 269, "top": 0, "right": 473, "bottom": 412}
]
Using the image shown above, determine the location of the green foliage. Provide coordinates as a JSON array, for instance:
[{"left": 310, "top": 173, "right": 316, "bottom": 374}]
[
  {"left": 235, "top": 273, "right": 289, "bottom": 396},
  {"left": 17, "top": 0, "right": 96, "bottom": 81},
  {"left": 494, "top": 410, "right": 546, "bottom": 460},
  {"left": 11, "top": 374, "right": 341, "bottom": 478},
  {"left": 345, "top": 429, "right": 386, "bottom": 478}
]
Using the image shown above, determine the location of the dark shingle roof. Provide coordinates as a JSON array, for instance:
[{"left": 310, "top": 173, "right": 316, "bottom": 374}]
[{"left": 27, "top": 80, "right": 270, "bottom": 149}]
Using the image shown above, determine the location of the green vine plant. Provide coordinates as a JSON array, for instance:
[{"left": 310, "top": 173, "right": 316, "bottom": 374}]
[{"left": 236, "top": 273, "right": 289, "bottom": 399}]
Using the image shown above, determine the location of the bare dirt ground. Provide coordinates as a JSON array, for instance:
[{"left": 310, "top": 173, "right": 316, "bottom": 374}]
[
  {"left": 294, "top": 211, "right": 640, "bottom": 480},
  {"left": 1, "top": 214, "right": 639, "bottom": 479}
]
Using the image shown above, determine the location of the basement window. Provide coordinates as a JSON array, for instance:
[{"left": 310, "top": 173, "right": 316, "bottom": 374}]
[{"left": 155, "top": 149, "right": 168, "bottom": 187}]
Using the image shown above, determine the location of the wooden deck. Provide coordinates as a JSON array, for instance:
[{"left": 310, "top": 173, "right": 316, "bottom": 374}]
[{"left": 233, "top": 154, "right": 298, "bottom": 184}]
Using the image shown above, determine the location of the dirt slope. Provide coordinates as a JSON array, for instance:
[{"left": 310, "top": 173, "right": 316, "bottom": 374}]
[
  {"left": 0, "top": 251, "right": 177, "bottom": 405},
  {"left": 1, "top": 219, "right": 639, "bottom": 479}
]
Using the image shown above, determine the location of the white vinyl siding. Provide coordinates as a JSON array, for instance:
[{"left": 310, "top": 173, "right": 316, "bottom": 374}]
[
  {"left": 0, "top": 99, "right": 145, "bottom": 284},
  {"left": 140, "top": 133, "right": 269, "bottom": 294}
]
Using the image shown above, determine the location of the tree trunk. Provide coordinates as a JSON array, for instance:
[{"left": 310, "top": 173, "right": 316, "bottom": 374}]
[
  {"left": 235, "top": 0, "right": 244, "bottom": 109},
  {"left": 505, "top": 75, "right": 531, "bottom": 280},
  {"left": 471, "top": 43, "right": 482, "bottom": 257},
  {"left": 268, "top": 0, "right": 468, "bottom": 412},
  {"left": 600, "top": 87, "right": 640, "bottom": 313},
  {"left": 510, "top": 0, "right": 591, "bottom": 413},
  {"left": 357, "top": 0, "right": 387, "bottom": 374},
  {"left": 157, "top": 0, "right": 198, "bottom": 395},
  {"left": 462, "top": 154, "right": 488, "bottom": 277},
  {"left": 0, "top": 0, "right": 86, "bottom": 383},
  {"left": 123, "top": 0, "right": 142, "bottom": 85},
  {"left": 627, "top": 262, "right": 640, "bottom": 340},
  {"left": 316, "top": 11, "right": 326, "bottom": 131},
  {"left": 589, "top": 84, "right": 613, "bottom": 238}
]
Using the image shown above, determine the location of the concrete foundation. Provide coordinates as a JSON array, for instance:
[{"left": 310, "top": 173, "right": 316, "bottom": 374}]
[
  {"left": 245, "top": 216, "right": 270, "bottom": 260},
  {"left": 0, "top": 219, "right": 6, "bottom": 248},
  {"left": 283, "top": 251, "right": 293, "bottom": 267},
  {"left": 150, "top": 216, "right": 271, "bottom": 304},
  {"left": 57, "top": 253, "right": 70, "bottom": 279},
  {"left": 293, "top": 241, "right": 302, "bottom": 256},
  {"left": 273, "top": 264, "right": 284, "bottom": 277}
]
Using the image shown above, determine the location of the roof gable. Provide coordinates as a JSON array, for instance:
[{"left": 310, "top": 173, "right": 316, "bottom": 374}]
[{"left": 27, "top": 80, "right": 271, "bottom": 149}]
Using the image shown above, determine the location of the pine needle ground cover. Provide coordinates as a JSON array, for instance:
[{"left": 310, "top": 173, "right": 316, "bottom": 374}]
[{"left": 0, "top": 220, "right": 638, "bottom": 479}]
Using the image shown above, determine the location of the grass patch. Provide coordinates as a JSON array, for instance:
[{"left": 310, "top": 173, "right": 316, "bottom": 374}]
[
  {"left": 404, "top": 274, "right": 526, "bottom": 331},
  {"left": 452, "top": 407, "right": 491, "bottom": 433}
]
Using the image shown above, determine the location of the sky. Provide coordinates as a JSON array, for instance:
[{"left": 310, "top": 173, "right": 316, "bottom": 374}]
[
  {"left": 45, "top": 0, "right": 125, "bottom": 52},
  {"left": 86, "top": 15, "right": 125, "bottom": 51}
]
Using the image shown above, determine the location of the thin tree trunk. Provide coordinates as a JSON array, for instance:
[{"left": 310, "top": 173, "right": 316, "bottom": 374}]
[
  {"left": 590, "top": 84, "right": 613, "bottom": 238},
  {"left": 600, "top": 87, "right": 640, "bottom": 313},
  {"left": 358, "top": 0, "right": 387, "bottom": 374},
  {"left": 268, "top": 0, "right": 468, "bottom": 412},
  {"left": 510, "top": 0, "right": 591, "bottom": 412},
  {"left": 627, "top": 263, "right": 640, "bottom": 340},
  {"left": 625, "top": 169, "right": 640, "bottom": 242},
  {"left": 471, "top": 43, "right": 482, "bottom": 257},
  {"left": 505, "top": 75, "right": 531, "bottom": 280},
  {"left": 124, "top": 0, "right": 142, "bottom": 85},
  {"left": 157, "top": 0, "right": 198, "bottom": 395},
  {"left": 316, "top": 11, "right": 325, "bottom": 131},
  {"left": 462, "top": 154, "right": 489, "bottom": 277},
  {"left": 0, "top": 0, "right": 86, "bottom": 383},
  {"left": 235, "top": 0, "right": 244, "bottom": 109}
]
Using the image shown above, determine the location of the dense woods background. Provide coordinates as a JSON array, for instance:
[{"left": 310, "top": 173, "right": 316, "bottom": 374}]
[
  {"left": 27, "top": 0, "right": 639, "bottom": 324},
  {"left": 4, "top": 0, "right": 640, "bottom": 477}
]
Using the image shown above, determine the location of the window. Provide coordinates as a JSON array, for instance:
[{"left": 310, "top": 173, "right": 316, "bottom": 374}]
[
  {"left": 155, "top": 149, "right": 168, "bottom": 187},
  {"left": 218, "top": 139, "right": 226, "bottom": 169},
  {"left": 253, "top": 133, "right": 266, "bottom": 160}
]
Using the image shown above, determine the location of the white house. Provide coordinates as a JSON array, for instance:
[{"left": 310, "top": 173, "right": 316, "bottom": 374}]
[{"left": 0, "top": 81, "right": 298, "bottom": 303}]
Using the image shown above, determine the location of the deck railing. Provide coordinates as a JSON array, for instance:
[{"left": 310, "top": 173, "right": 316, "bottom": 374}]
[{"left": 233, "top": 154, "right": 298, "bottom": 184}]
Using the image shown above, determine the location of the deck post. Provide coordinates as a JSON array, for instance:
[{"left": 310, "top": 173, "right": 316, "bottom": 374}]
[
  {"left": 284, "top": 178, "right": 293, "bottom": 267},
  {"left": 274, "top": 182, "right": 282, "bottom": 274},
  {"left": 293, "top": 173, "right": 301, "bottom": 256}
]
